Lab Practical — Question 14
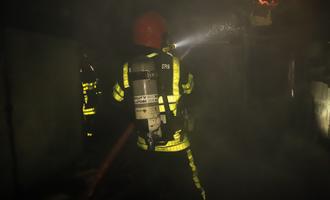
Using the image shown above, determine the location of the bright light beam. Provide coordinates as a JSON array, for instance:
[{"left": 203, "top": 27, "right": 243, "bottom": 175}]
[{"left": 174, "top": 22, "right": 242, "bottom": 59}]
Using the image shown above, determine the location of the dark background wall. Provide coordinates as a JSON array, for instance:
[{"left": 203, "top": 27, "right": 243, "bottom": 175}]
[
  {"left": 0, "top": 52, "right": 15, "bottom": 199},
  {"left": 1, "top": 29, "right": 83, "bottom": 198}
]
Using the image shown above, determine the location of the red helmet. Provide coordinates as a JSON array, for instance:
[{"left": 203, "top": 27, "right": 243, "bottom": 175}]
[{"left": 133, "top": 11, "right": 167, "bottom": 49}]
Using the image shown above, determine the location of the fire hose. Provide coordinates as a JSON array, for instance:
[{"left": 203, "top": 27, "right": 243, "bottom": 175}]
[{"left": 83, "top": 123, "right": 135, "bottom": 200}]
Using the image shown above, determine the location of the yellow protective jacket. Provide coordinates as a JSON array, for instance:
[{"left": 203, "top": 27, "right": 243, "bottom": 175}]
[{"left": 112, "top": 51, "right": 194, "bottom": 152}]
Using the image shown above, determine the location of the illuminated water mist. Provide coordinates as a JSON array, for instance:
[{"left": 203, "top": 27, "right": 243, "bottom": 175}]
[
  {"left": 175, "top": 23, "right": 242, "bottom": 59},
  {"left": 175, "top": 23, "right": 241, "bottom": 48}
]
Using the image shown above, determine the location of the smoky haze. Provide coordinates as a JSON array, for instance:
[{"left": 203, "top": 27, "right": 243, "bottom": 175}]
[{"left": 2, "top": 0, "right": 330, "bottom": 200}]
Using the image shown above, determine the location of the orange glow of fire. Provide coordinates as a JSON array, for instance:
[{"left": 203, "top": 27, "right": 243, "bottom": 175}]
[{"left": 258, "top": 0, "right": 279, "bottom": 7}]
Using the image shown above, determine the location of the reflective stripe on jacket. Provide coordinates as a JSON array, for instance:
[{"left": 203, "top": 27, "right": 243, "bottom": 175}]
[{"left": 112, "top": 52, "right": 194, "bottom": 152}]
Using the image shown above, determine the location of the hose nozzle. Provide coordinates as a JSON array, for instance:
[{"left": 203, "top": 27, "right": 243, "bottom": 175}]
[{"left": 162, "top": 43, "right": 176, "bottom": 53}]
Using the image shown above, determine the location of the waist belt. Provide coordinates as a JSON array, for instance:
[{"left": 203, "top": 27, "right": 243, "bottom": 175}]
[{"left": 137, "top": 130, "right": 190, "bottom": 152}]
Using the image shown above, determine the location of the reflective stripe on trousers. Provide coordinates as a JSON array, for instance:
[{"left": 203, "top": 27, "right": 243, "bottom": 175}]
[{"left": 186, "top": 149, "right": 206, "bottom": 200}]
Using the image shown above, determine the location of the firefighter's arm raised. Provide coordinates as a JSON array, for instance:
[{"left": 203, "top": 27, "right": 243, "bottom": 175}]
[
  {"left": 180, "top": 58, "right": 194, "bottom": 95},
  {"left": 178, "top": 57, "right": 195, "bottom": 132}
]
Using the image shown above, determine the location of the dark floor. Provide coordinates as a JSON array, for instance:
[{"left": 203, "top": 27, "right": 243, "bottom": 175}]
[{"left": 21, "top": 97, "right": 330, "bottom": 200}]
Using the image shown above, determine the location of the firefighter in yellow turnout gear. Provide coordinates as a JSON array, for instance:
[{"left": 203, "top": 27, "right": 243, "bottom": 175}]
[
  {"left": 79, "top": 53, "right": 103, "bottom": 173},
  {"left": 80, "top": 54, "right": 101, "bottom": 138},
  {"left": 112, "top": 11, "right": 206, "bottom": 200}
]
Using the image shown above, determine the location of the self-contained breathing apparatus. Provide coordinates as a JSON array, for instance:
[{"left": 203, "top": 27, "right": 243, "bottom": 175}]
[
  {"left": 129, "top": 51, "right": 186, "bottom": 151},
  {"left": 130, "top": 56, "right": 162, "bottom": 150}
]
